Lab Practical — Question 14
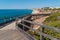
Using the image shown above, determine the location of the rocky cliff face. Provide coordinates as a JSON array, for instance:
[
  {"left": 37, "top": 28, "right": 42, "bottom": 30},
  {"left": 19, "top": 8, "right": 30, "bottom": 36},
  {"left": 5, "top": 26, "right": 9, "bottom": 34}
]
[
  {"left": 32, "top": 9, "right": 40, "bottom": 14},
  {"left": 32, "top": 8, "right": 60, "bottom": 14},
  {"left": 32, "top": 8, "right": 51, "bottom": 14}
]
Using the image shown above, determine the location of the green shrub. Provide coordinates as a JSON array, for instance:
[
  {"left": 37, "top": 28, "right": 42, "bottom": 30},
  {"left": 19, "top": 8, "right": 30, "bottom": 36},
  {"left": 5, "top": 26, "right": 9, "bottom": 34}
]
[
  {"left": 44, "top": 12, "right": 60, "bottom": 40},
  {"left": 44, "top": 13, "right": 60, "bottom": 22},
  {"left": 44, "top": 12, "right": 60, "bottom": 28},
  {"left": 27, "top": 13, "right": 60, "bottom": 40}
]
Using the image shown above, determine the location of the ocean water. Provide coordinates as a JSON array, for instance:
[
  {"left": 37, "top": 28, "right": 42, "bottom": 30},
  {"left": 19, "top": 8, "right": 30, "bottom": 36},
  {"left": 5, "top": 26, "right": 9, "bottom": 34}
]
[{"left": 0, "top": 9, "right": 32, "bottom": 24}]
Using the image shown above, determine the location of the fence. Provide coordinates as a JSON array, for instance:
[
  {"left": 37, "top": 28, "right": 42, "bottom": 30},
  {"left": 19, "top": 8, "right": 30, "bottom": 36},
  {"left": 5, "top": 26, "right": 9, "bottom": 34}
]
[{"left": 16, "top": 14, "right": 60, "bottom": 40}]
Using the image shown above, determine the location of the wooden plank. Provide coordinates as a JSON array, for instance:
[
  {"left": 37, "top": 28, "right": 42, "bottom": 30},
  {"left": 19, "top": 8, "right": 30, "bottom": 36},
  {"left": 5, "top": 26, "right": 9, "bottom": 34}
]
[
  {"left": 17, "top": 23, "right": 35, "bottom": 40},
  {"left": 18, "top": 23, "right": 58, "bottom": 40},
  {"left": 22, "top": 20, "right": 60, "bottom": 33},
  {"left": 40, "top": 27, "right": 44, "bottom": 40},
  {"left": 40, "top": 32, "right": 58, "bottom": 40}
]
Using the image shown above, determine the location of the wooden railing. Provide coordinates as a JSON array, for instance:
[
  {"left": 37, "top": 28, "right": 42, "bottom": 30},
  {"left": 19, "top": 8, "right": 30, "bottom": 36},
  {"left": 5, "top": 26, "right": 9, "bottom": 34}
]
[{"left": 16, "top": 14, "right": 60, "bottom": 40}]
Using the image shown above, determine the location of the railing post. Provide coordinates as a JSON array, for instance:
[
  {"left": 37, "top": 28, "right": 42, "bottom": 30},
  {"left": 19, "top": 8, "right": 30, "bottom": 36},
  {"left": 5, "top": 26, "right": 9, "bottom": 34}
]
[
  {"left": 22, "top": 19, "right": 24, "bottom": 31},
  {"left": 23, "top": 21, "right": 24, "bottom": 31},
  {"left": 40, "top": 26, "right": 44, "bottom": 40}
]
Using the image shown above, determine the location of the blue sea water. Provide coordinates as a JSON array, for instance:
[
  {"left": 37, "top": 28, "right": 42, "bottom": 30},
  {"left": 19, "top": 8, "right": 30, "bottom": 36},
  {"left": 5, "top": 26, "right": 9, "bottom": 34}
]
[{"left": 0, "top": 9, "right": 32, "bottom": 24}]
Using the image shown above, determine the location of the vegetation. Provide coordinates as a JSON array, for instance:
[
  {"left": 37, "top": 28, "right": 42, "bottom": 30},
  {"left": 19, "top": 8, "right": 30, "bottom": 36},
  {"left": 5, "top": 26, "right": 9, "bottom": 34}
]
[
  {"left": 44, "top": 12, "right": 60, "bottom": 28},
  {"left": 44, "top": 12, "right": 60, "bottom": 40},
  {"left": 27, "top": 31, "right": 40, "bottom": 40},
  {"left": 28, "top": 13, "right": 60, "bottom": 40}
]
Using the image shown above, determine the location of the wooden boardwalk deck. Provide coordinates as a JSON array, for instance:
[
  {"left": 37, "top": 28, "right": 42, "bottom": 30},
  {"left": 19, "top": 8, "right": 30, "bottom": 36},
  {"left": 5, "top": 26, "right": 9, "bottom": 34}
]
[{"left": 0, "top": 21, "right": 29, "bottom": 40}]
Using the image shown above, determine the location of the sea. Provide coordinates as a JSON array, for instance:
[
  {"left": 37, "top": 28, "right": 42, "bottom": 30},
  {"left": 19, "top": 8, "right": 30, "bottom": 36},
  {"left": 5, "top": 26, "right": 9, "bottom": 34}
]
[{"left": 0, "top": 9, "right": 32, "bottom": 24}]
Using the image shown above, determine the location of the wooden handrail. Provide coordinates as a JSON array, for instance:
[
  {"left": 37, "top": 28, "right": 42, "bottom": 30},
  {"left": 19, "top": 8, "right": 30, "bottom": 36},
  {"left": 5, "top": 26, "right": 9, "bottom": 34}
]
[{"left": 16, "top": 14, "right": 59, "bottom": 40}]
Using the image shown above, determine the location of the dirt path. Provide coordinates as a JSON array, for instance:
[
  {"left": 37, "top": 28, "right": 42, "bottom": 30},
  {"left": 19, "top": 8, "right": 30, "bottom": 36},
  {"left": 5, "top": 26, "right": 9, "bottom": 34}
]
[{"left": 32, "top": 16, "right": 48, "bottom": 29}]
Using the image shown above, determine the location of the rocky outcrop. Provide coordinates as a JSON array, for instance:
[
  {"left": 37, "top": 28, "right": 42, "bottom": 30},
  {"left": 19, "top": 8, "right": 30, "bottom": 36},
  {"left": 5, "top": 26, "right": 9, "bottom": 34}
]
[
  {"left": 32, "top": 9, "right": 40, "bottom": 14},
  {"left": 32, "top": 8, "right": 51, "bottom": 14}
]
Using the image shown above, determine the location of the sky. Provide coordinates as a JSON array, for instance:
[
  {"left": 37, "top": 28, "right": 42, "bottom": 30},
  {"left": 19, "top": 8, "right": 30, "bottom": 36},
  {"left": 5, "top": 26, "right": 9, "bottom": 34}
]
[{"left": 0, "top": 0, "right": 60, "bottom": 9}]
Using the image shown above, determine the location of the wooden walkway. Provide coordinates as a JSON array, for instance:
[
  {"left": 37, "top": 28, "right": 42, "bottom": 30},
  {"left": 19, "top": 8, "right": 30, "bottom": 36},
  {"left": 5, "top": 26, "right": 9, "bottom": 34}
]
[{"left": 0, "top": 21, "right": 29, "bottom": 40}]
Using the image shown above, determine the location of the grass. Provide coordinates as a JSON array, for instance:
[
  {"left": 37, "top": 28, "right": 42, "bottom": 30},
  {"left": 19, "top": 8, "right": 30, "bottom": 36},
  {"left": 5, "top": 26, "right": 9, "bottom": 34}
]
[
  {"left": 44, "top": 12, "right": 60, "bottom": 40},
  {"left": 26, "top": 13, "right": 60, "bottom": 40}
]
